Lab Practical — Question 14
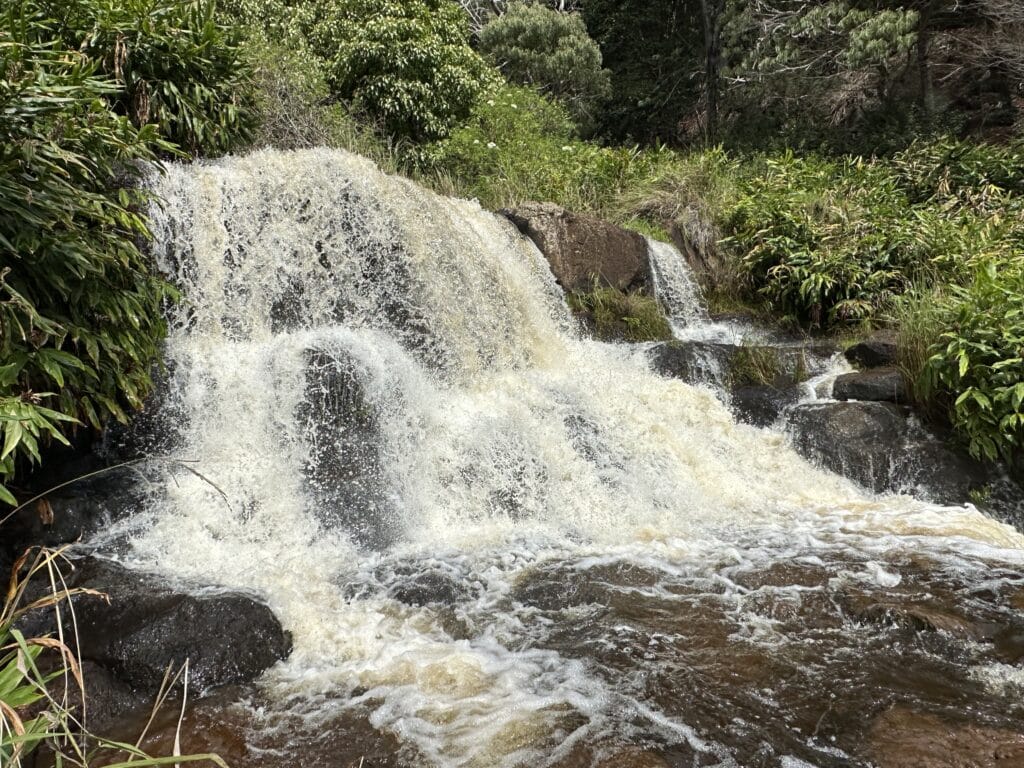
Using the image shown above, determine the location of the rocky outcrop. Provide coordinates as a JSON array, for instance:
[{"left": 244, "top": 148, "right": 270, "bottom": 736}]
[
  {"left": 648, "top": 340, "right": 811, "bottom": 390},
  {"left": 23, "top": 558, "right": 291, "bottom": 698},
  {"left": 844, "top": 331, "right": 899, "bottom": 368},
  {"left": 787, "top": 402, "right": 910, "bottom": 493},
  {"left": 0, "top": 466, "right": 153, "bottom": 574},
  {"left": 502, "top": 202, "right": 651, "bottom": 293},
  {"left": 784, "top": 402, "right": 1002, "bottom": 507},
  {"left": 833, "top": 367, "right": 909, "bottom": 403},
  {"left": 730, "top": 385, "right": 802, "bottom": 428}
]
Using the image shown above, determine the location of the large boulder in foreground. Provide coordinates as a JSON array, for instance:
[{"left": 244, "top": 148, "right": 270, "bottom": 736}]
[
  {"left": 24, "top": 558, "right": 291, "bottom": 696},
  {"left": 501, "top": 202, "right": 650, "bottom": 293}
]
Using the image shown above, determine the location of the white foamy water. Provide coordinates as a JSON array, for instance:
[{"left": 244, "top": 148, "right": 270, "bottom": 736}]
[{"left": 117, "top": 149, "right": 1024, "bottom": 767}]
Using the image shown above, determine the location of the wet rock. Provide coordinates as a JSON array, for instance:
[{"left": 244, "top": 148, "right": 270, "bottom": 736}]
[
  {"left": 388, "top": 570, "right": 468, "bottom": 607},
  {"left": 894, "top": 438, "right": 991, "bottom": 506},
  {"left": 28, "top": 558, "right": 291, "bottom": 695},
  {"left": 502, "top": 203, "right": 650, "bottom": 293},
  {"left": 0, "top": 466, "right": 151, "bottom": 570},
  {"left": 845, "top": 331, "right": 899, "bottom": 369},
  {"left": 850, "top": 599, "right": 982, "bottom": 639},
  {"left": 649, "top": 340, "right": 731, "bottom": 387},
  {"left": 833, "top": 367, "right": 908, "bottom": 403},
  {"left": 77, "top": 660, "right": 149, "bottom": 733},
  {"left": 95, "top": 688, "right": 408, "bottom": 768},
  {"left": 786, "top": 402, "right": 909, "bottom": 493},
  {"left": 730, "top": 385, "right": 801, "bottom": 428},
  {"left": 649, "top": 341, "right": 810, "bottom": 390},
  {"left": 868, "top": 705, "right": 1024, "bottom": 767},
  {"left": 298, "top": 347, "right": 396, "bottom": 549}
]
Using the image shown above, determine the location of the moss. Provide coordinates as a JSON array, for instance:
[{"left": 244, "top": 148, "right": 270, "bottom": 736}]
[{"left": 568, "top": 286, "right": 673, "bottom": 342}]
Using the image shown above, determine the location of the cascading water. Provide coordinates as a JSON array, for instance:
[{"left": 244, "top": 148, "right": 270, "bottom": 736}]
[{"left": 104, "top": 149, "right": 1024, "bottom": 767}]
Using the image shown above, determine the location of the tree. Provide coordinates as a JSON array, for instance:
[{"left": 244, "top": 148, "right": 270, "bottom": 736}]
[
  {"left": 304, "top": 0, "right": 499, "bottom": 142},
  {"left": 478, "top": 2, "right": 610, "bottom": 130}
]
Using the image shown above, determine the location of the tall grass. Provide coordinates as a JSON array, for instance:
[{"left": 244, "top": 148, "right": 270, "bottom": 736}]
[{"left": 0, "top": 548, "right": 227, "bottom": 767}]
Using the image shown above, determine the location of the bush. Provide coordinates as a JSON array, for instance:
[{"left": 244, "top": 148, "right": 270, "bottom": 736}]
[
  {"left": 16, "top": 0, "right": 255, "bottom": 156},
  {"left": 717, "top": 150, "right": 1021, "bottom": 330},
  {"left": 923, "top": 258, "right": 1024, "bottom": 467},
  {"left": 478, "top": 2, "right": 610, "bottom": 132},
  {"left": 239, "top": 33, "right": 396, "bottom": 167},
  {"left": 424, "top": 84, "right": 675, "bottom": 211},
  {"left": 0, "top": 40, "right": 172, "bottom": 505},
  {"left": 302, "top": 0, "right": 499, "bottom": 142}
]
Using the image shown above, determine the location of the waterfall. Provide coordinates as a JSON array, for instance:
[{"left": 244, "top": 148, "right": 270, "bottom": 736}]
[{"left": 114, "top": 149, "right": 1024, "bottom": 768}]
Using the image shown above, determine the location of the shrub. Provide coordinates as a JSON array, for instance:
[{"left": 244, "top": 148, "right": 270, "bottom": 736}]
[
  {"left": 923, "top": 258, "right": 1024, "bottom": 467},
  {"left": 239, "top": 33, "right": 396, "bottom": 167},
  {"left": 478, "top": 2, "right": 610, "bottom": 132},
  {"left": 424, "top": 84, "right": 675, "bottom": 211},
  {"left": 15, "top": 0, "right": 255, "bottom": 156},
  {"left": 302, "top": 0, "right": 499, "bottom": 142},
  {"left": 0, "top": 40, "right": 172, "bottom": 505}
]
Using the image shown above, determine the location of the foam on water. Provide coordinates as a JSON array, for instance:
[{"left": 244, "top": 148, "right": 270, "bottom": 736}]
[{"left": 119, "top": 149, "right": 1024, "bottom": 766}]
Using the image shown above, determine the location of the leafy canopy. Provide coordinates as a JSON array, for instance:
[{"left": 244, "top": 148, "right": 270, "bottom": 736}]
[{"left": 478, "top": 2, "right": 610, "bottom": 131}]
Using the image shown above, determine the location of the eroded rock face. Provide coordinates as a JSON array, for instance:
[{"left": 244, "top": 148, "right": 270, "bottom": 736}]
[
  {"left": 869, "top": 706, "right": 1024, "bottom": 768},
  {"left": 502, "top": 202, "right": 651, "bottom": 293},
  {"left": 25, "top": 558, "right": 291, "bottom": 697},
  {"left": 833, "top": 367, "right": 908, "bottom": 403},
  {"left": 845, "top": 331, "right": 899, "bottom": 369},
  {"left": 730, "top": 385, "right": 801, "bottom": 428},
  {"left": 786, "top": 402, "right": 910, "bottom": 493}
]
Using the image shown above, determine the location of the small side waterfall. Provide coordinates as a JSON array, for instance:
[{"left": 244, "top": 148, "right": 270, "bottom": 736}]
[{"left": 108, "top": 149, "right": 1024, "bottom": 768}]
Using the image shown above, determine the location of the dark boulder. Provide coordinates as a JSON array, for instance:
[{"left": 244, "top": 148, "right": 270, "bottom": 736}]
[
  {"left": 648, "top": 340, "right": 733, "bottom": 388},
  {"left": 298, "top": 347, "right": 397, "bottom": 549},
  {"left": 786, "top": 402, "right": 910, "bottom": 493},
  {"left": 730, "top": 385, "right": 802, "bottom": 428},
  {"left": 0, "top": 466, "right": 152, "bottom": 572},
  {"left": 844, "top": 331, "right": 899, "bottom": 369},
  {"left": 502, "top": 202, "right": 651, "bottom": 293},
  {"left": 24, "top": 558, "right": 291, "bottom": 695},
  {"left": 893, "top": 436, "right": 990, "bottom": 506},
  {"left": 833, "top": 368, "right": 909, "bottom": 403}
]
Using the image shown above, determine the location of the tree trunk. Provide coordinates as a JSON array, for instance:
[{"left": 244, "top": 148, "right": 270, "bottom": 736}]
[{"left": 700, "top": 0, "right": 722, "bottom": 144}]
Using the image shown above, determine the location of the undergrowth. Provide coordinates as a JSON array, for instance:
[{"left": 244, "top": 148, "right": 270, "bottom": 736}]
[{"left": 568, "top": 286, "right": 672, "bottom": 343}]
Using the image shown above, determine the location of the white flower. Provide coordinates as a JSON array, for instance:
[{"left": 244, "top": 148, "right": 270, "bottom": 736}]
[
  {"left": 510, "top": 104, "right": 518, "bottom": 109},
  {"left": 561, "top": 145, "right": 573, "bottom": 151},
  {"left": 486, "top": 99, "right": 495, "bottom": 106},
  {"left": 487, "top": 142, "right": 497, "bottom": 149},
  {"left": 473, "top": 139, "right": 480, "bottom": 144}
]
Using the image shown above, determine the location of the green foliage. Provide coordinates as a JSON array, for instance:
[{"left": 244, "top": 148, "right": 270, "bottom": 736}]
[
  {"left": 728, "top": 344, "right": 782, "bottom": 388},
  {"left": 239, "top": 32, "right": 396, "bottom": 167},
  {"left": 424, "top": 84, "right": 676, "bottom": 211},
  {"left": 300, "top": 0, "right": 499, "bottom": 142},
  {"left": 583, "top": 0, "right": 704, "bottom": 144},
  {"left": 13, "top": 0, "right": 254, "bottom": 155},
  {"left": 718, "top": 147, "right": 1022, "bottom": 329},
  {"left": 923, "top": 259, "right": 1024, "bottom": 467},
  {"left": 478, "top": 2, "right": 610, "bottom": 132},
  {"left": 568, "top": 286, "right": 672, "bottom": 342},
  {"left": 0, "top": 39, "right": 173, "bottom": 504}
]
